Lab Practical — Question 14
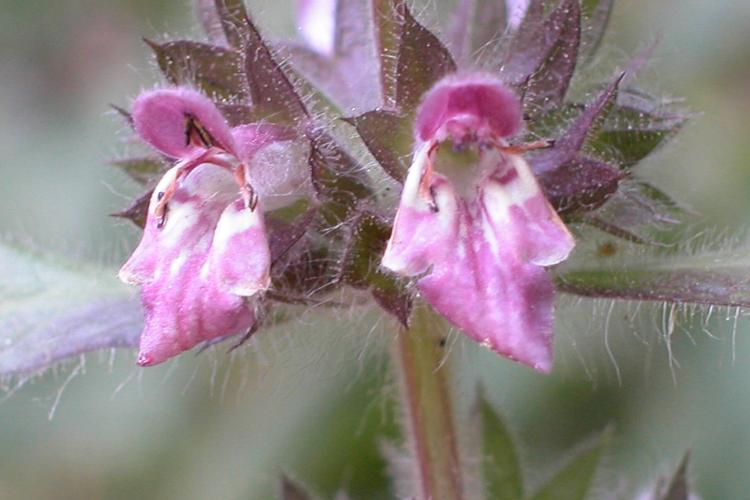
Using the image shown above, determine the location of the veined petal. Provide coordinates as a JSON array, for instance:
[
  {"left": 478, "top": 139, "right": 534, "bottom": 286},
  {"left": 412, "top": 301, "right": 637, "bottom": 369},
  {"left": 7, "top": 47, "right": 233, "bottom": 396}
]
[
  {"left": 118, "top": 164, "right": 237, "bottom": 285},
  {"left": 415, "top": 74, "right": 522, "bottom": 143},
  {"left": 118, "top": 164, "right": 266, "bottom": 366},
  {"left": 482, "top": 154, "right": 575, "bottom": 266},
  {"left": 383, "top": 175, "right": 554, "bottom": 371},
  {"left": 382, "top": 144, "right": 455, "bottom": 276},
  {"left": 208, "top": 199, "right": 271, "bottom": 296},
  {"left": 383, "top": 146, "right": 570, "bottom": 372},
  {"left": 297, "top": 0, "right": 337, "bottom": 56},
  {"left": 137, "top": 257, "right": 256, "bottom": 366},
  {"left": 132, "top": 87, "right": 236, "bottom": 159}
]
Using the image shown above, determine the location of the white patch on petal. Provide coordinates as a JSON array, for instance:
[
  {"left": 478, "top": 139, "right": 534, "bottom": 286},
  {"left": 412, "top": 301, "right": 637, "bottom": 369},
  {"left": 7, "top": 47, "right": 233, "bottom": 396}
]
[
  {"left": 481, "top": 154, "right": 539, "bottom": 222},
  {"left": 212, "top": 203, "right": 262, "bottom": 256},
  {"left": 199, "top": 260, "right": 211, "bottom": 281},
  {"left": 169, "top": 250, "right": 190, "bottom": 278},
  {"left": 399, "top": 142, "right": 432, "bottom": 211}
]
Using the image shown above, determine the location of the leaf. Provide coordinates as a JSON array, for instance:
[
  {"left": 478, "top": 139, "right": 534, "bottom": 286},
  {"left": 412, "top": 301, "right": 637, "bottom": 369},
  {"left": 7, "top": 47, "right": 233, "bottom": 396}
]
[
  {"left": 475, "top": 392, "right": 524, "bottom": 500},
  {"left": 339, "top": 212, "right": 412, "bottom": 327},
  {"left": 146, "top": 39, "right": 246, "bottom": 101},
  {"left": 112, "top": 157, "right": 166, "bottom": 185},
  {"left": 110, "top": 104, "right": 134, "bottom": 129},
  {"left": 502, "top": 0, "right": 561, "bottom": 85},
  {"left": 395, "top": 3, "right": 457, "bottom": 110},
  {"left": 522, "top": 0, "right": 581, "bottom": 115},
  {"left": 194, "top": 0, "right": 229, "bottom": 46},
  {"left": 540, "top": 156, "right": 624, "bottom": 216},
  {"left": 216, "top": 103, "right": 267, "bottom": 126},
  {"left": 279, "top": 475, "right": 315, "bottom": 500},
  {"left": 306, "top": 128, "right": 371, "bottom": 223},
  {"left": 555, "top": 227, "right": 750, "bottom": 306},
  {"left": 531, "top": 73, "right": 623, "bottom": 175},
  {"left": 344, "top": 109, "right": 412, "bottom": 183},
  {"left": 213, "top": 0, "right": 250, "bottom": 49},
  {"left": 268, "top": 208, "right": 316, "bottom": 265},
  {"left": 529, "top": 429, "right": 609, "bottom": 500},
  {"left": 579, "top": 0, "right": 613, "bottom": 63},
  {"left": 242, "top": 15, "right": 309, "bottom": 124},
  {"left": 588, "top": 98, "right": 688, "bottom": 168},
  {"left": 578, "top": 180, "right": 687, "bottom": 244},
  {"left": 0, "top": 243, "right": 141, "bottom": 376},
  {"left": 111, "top": 189, "right": 152, "bottom": 228},
  {"left": 374, "top": 0, "right": 404, "bottom": 108},
  {"left": 446, "top": 0, "right": 507, "bottom": 64},
  {"left": 661, "top": 453, "right": 690, "bottom": 500}
]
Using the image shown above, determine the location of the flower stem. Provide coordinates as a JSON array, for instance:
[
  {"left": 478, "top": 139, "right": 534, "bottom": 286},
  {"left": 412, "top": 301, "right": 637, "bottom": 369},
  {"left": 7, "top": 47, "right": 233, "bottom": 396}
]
[{"left": 395, "top": 304, "right": 464, "bottom": 500}]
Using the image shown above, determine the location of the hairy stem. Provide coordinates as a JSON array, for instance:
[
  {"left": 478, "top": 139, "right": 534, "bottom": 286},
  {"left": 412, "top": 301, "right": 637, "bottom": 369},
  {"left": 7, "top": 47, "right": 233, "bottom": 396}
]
[{"left": 394, "top": 304, "right": 464, "bottom": 500}]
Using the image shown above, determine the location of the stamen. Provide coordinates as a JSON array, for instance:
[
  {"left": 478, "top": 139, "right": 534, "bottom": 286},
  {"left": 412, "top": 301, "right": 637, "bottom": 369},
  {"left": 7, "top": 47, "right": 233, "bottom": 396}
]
[
  {"left": 500, "top": 139, "right": 554, "bottom": 155},
  {"left": 234, "top": 164, "right": 259, "bottom": 212},
  {"left": 419, "top": 142, "right": 440, "bottom": 212},
  {"left": 184, "top": 112, "right": 216, "bottom": 148}
]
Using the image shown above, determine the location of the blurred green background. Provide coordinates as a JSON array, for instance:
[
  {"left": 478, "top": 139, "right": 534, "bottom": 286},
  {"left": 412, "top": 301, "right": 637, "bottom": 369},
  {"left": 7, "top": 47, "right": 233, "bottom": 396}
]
[{"left": 1, "top": 0, "right": 750, "bottom": 498}]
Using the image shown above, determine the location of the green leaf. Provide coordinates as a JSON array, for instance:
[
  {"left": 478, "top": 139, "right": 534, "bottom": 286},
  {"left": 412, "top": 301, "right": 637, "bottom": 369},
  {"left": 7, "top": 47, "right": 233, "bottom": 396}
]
[
  {"left": 555, "top": 228, "right": 750, "bottom": 307},
  {"left": 661, "top": 453, "right": 690, "bottom": 500},
  {"left": 529, "top": 430, "right": 609, "bottom": 500},
  {"left": 345, "top": 109, "right": 412, "bottom": 183},
  {"left": 476, "top": 393, "right": 524, "bottom": 500},
  {"left": 146, "top": 39, "right": 246, "bottom": 101},
  {"left": 446, "top": 0, "right": 507, "bottom": 65},
  {"left": 112, "top": 157, "right": 166, "bottom": 185},
  {"left": 532, "top": 74, "right": 623, "bottom": 175},
  {"left": 112, "top": 189, "right": 152, "bottom": 228},
  {"left": 522, "top": 0, "right": 581, "bottom": 115},
  {"left": 213, "top": 0, "right": 250, "bottom": 49},
  {"left": 578, "top": 180, "right": 687, "bottom": 245},
  {"left": 395, "top": 3, "right": 457, "bottom": 109},
  {"left": 0, "top": 243, "right": 140, "bottom": 376},
  {"left": 374, "top": 0, "right": 404, "bottom": 108},
  {"left": 194, "top": 0, "right": 229, "bottom": 45},
  {"left": 588, "top": 102, "right": 687, "bottom": 168},
  {"left": 306, "top": 129, "right": 371, "bottom": 224},
  {"left": 579, "top": 0, "right": 613, "bottom": 62},
  {"left": 339, "top": 212, "right": 412, "bottom": 326},
  {"left": 540, "top": 156, "right": 623, "bottom": 216},
  {"left": 216, "top": 103, "right": 267, "bottom": 126},
  {"left": 242, "top": 15, "right": 309, "bottom": 124}
]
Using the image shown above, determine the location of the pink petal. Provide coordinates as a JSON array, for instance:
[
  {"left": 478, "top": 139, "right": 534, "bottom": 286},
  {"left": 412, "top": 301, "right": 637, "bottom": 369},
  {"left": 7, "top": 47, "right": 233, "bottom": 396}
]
[
  {"left": 415, "top": 75, "right": 522, "bottom": 143},
  {"left": 383, "top": 147, "right": 572, "bottom": 372},
  {"left": 482, "top": 154, "right": 575, "bottom": 267},
  {"left": 132, "top": 87, "right": 236, "bottom": 159},
  {"left": 119, "top": 164, "right": 268, "bottom": 366},
  {"left": 297, "top": 0, "right": 337, "bottom": 56},
  {"left": 208, "top": 199, "right": 271, "bottom": 296}
]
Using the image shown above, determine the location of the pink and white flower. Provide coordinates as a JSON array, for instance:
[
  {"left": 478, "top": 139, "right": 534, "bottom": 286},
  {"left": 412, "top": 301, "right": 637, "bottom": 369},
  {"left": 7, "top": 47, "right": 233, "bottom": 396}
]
[
  {"left": 382, "top": 75, "right": 575, "bottom": 372},
  {"left": 119, "top": 87, "right": 308, "bottom": 366}
]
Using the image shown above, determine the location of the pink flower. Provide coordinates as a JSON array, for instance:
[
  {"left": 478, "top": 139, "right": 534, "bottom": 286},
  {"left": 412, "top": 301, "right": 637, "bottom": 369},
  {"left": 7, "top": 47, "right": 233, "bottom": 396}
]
[
  {"left": 382, "top": 75, "right": 575, "bottom": 372},
  {"left": 119, "top": 88, "right": 308, "bottom": 366}
]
